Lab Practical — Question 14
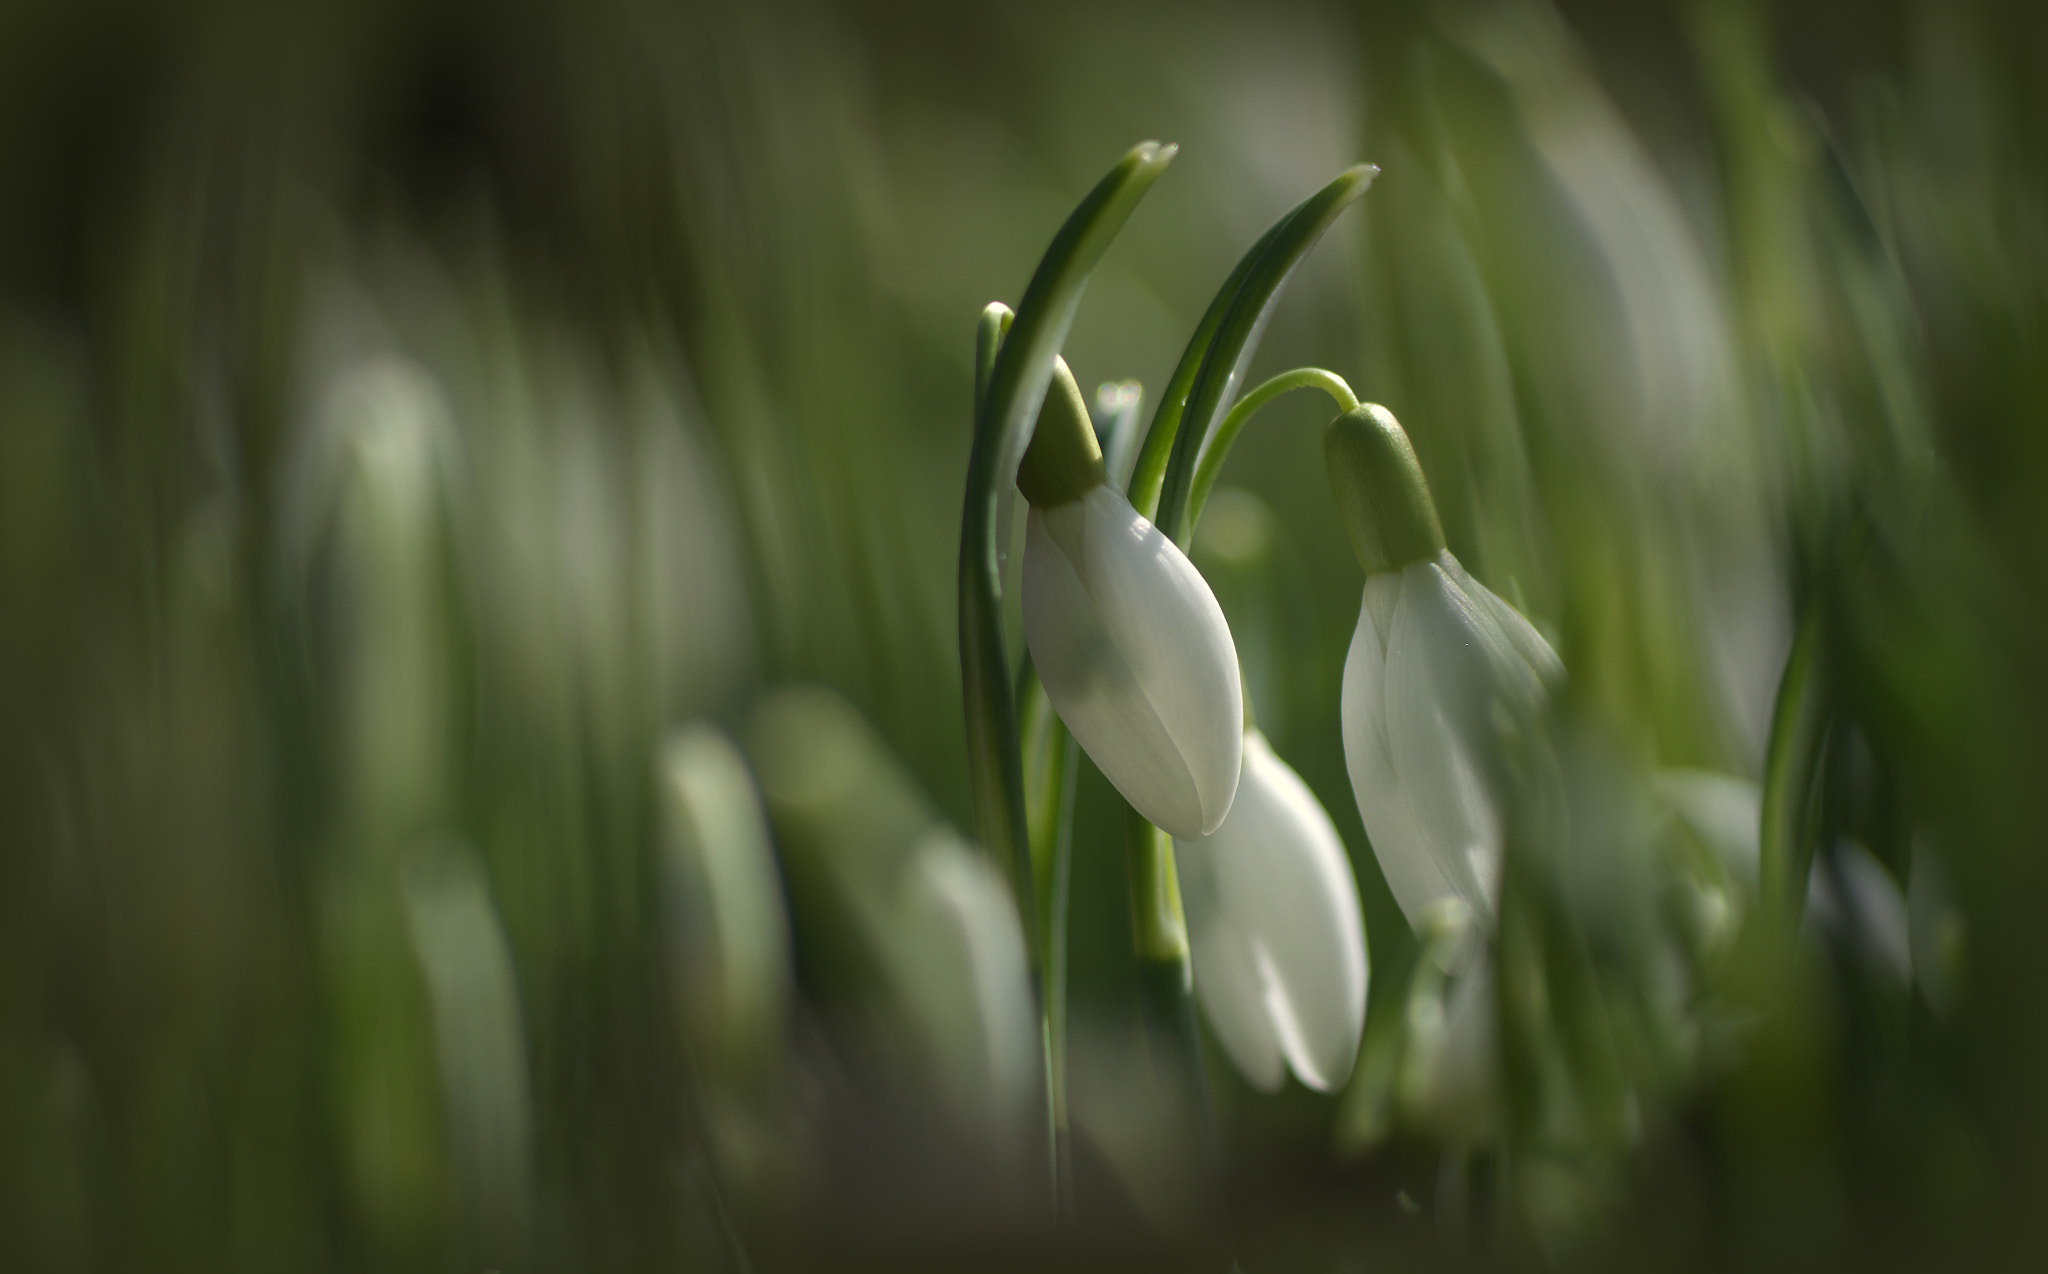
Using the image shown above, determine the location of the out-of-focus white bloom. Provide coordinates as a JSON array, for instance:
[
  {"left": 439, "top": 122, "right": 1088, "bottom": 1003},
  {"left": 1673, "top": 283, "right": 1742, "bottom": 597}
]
[
  {"left": 1660, "top": 769, "right": 1929, "bottom": 989},
  {"left": 1807, "top": 839, "right": 1911, "bottom": 989},
  {"left": 284, "top": 355, "right": 465, "bottom": 843},
  {"left": 1657, "top": 769, "right": 1764, "bottom": 870},
  {"left": 657, "top": 724, "right": 793, "bottom": 1079},
  {"left": 747, "top": 686, "right": 1037, "bottom": 1138},
  {"left": 1656, "top": 768, "right": 1759, "bottom": 955},
  {"left": 1327, "top": 405, "right": 1561, "bottom": 972},
  {"left": 1020, "top": 359, "right": 1243, "bottom": 840},
  {"left": 898, "top": 832, "right": 1038, "bottom": 1135},
  {"left": 1175, "top": 730, "right": 1367, "bottom": 1093},
  {"left": 399, "top": 839, "right": 534, "bottom": 1240}
]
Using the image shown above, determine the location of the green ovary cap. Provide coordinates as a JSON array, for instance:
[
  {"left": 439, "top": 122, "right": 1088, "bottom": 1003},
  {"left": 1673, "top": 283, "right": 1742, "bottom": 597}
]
[
  {"left": 1017, "top": 356, "right": 1106, "bottom": 507},
  {"left": 1324, "top": 404, "right": 1445, "bottom": 575}
]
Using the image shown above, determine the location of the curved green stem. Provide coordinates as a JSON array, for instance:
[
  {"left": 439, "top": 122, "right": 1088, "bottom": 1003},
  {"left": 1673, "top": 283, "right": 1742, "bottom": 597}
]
[
  {"left": 1126, "top": 810, "right": 1213, "bottom": 1161},
  {"left": 1188, "top": 367, "right": 1357, "bottom": 531},
  {"left": 1126, "top": 815, "right": 1190, "bottom": 964}
]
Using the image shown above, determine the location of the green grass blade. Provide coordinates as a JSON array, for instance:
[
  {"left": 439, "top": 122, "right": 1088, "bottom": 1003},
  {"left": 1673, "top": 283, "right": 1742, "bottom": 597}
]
[
  {"left": 1125, "top": 218, "right": 1287, "bottom": 518},
  {"left": 1760, "top": 604, "right": 1831, "bottom": 928},
  {"left": 959, "top": 140, "right": 1175, "bottom": 921}
]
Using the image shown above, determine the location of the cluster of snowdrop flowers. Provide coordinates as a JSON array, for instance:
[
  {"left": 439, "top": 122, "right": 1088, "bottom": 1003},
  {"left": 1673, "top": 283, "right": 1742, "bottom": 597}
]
[
  {"left": 1018, "top": 358, "right": 1368, "bottom": 1092},
  {"left": 1015, "top": 370, "right": 1563, "bottom": 1096}
]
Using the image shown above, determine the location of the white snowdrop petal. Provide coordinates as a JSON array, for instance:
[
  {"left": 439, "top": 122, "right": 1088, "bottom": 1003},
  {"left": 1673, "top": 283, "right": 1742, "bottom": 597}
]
[
  {"left": 1385, "top": 568, "right": 1504, "bottom": 932},
  {"left": 1339, "top": 551, "right": 1564, "bottom": 976},
  {"left": 1023, "top": 486, "right": 1243, "bottom": 838},
  {"left": 1342, "top": 590, "right": 1470, "bottom": 959},
  {"left": 1404, "top": 558, "right": 1540, "bottom": 732},
  {"left": 1443, "top": 554, "right": 1565, "bottom": 688},
  {"left": 1362, "top": 568, "right": 1402, "bottom": 650},
  {"left": 1177, "top": 843, "right": 1286, "bottom": 1092},
  {"left": 1073, "top": 487, "right": 1243, "bottom": 834},
  {"left": 1197, "top": 733, "right": 1367, "bottom": 1092},
  {"left": 1024, "top": 502, "right": 1205, "bottom": 837}
]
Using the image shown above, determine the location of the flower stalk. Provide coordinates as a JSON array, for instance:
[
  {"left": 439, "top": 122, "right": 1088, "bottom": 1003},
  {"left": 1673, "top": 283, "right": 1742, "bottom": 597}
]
[{"left": 1189, "top": 367, "right": 1359, "bottom": 530}]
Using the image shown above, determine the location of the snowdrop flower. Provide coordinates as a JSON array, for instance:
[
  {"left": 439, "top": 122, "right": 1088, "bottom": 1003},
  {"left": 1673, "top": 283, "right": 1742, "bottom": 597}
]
[
  {"left": 898, "top": 831, "right": 1039, "bottom": 1138},
  {"left": 656, "top": 723, "right": 793, "bottom": 1081},
  {"left": 1021, "top": 358, "right": 1244, "bottom": 839},
  {"left": 1328, "top": 405, "right": 1563, "bottom": 972},
  {"left": 1175, "top": 729, "right": 1368, "bottom": 1092},
  {"left": 748, "top": 686, "right": 1036, "bottom": 1136},
  {"left": 1660, "top": 769, "right": 1931, "bottom": 991}
]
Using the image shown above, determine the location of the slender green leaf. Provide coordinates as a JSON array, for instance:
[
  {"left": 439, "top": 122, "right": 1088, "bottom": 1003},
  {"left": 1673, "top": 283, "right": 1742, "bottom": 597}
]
[
  {"left": 1153, "top": 164, "right": 1378, "bottom": 545},
  {"left": 1125, "top": 218, "right": 1288, "bottom": 517},
  {"left": 1017, "top": 660, "right": 1079, "bottom": 1209},
  {"left": 976, "top": 302, "right": 1014, "bottom": 416},
  {"left": 958, "top": 142, "right": 1174, "bottom": 1206},
  {"left": 1760, "top": 603, "right": 1831, "bottom": 928},
  {"left": 959, "top": 140, "right": 1175, "bottom": 928}
]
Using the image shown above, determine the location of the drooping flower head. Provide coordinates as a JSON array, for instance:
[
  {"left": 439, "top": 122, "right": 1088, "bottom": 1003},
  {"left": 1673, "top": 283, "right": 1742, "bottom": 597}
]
[
  {"left": 1020, "top": 358, "right": 1244, "bottom": 839},
  {"left": 1327, "top": 405, "right": 1562, "bottom": 972},
  {"left": 1175, "top": 728, "right": 1367, "bottom": 1093}
]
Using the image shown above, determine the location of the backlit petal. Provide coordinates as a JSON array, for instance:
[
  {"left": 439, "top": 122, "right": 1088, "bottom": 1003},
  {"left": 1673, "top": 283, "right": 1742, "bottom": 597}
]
[
  {"left": 1180, "top": 732, "right": 1367, "bottom": 1092},
  {"left": 1024, "top": 485, "right": 1243, "bottom": 837},
  {"left": 1177, "top": 845, "right": 1285, "bottom": 1092},
  {"left": 1343, "top": 580, "right": 1474, "bottom": 966},
  {"left": 1386, "top": 564, "right": 1506, "bottom": 932},
  {"left": 1442, "top": 553, "right": 1564, "bottom": 688}
]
